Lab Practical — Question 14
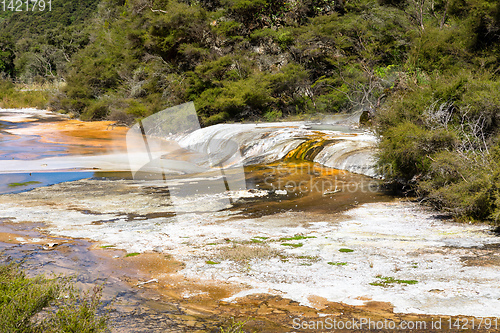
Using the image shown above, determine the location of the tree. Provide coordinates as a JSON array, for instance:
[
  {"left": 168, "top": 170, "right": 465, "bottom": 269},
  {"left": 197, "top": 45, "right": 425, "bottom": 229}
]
[
  {"left": 0, "top": 35, "right": 15, "bottom": 78},
  {"left": 409, "top": 0, "right": 426, "bottom": 30}
]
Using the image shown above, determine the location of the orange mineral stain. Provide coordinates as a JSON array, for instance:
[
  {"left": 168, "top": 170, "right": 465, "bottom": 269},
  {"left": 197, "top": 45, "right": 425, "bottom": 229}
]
[{"left": 8, "top": 119, "right": 129, "bottom": 156}]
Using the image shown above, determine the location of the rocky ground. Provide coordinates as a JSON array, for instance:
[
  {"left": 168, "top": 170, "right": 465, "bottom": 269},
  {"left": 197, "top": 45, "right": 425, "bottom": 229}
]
[
  {"left": 1, "top": 176, "right": 500, "bottom": 332},
  {"left": 2, "top": 109, "right": 500, "bottom": 332}
]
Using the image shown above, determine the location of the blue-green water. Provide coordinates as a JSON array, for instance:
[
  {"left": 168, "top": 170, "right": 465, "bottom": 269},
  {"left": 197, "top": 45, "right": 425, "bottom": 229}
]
[{"left": 0, "top": 172, "right": 95, "bottom": 194}]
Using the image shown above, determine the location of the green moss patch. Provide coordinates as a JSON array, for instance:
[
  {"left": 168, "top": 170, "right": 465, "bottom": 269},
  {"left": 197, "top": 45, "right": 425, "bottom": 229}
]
[
  {"left": 281, "top": 243, "right": 303, "bottom": 248},
  {"left": 369, "top": 276, "right": 418, "bottom": 287},
  {"left": 279, "top": 235, "right": 316, "bottom": 241},
  {"left": 328, "top": 262, "right": 348, "bottom": 266},
  {"left": 8, "top": 181, "right": 42, "bottom": 187}
]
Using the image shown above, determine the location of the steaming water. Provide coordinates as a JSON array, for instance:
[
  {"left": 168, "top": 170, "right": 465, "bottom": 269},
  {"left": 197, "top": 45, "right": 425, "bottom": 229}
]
[{"left": 176, "top": 122, "right": 378, "bottom": 176}]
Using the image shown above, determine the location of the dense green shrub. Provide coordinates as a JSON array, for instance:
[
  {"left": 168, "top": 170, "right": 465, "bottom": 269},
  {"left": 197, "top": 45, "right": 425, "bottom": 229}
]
[
  {"left": 378, "top": 122, "right": 456, "bottom": 181},
  {"left": 418, "top": 150, "right": 496, "bottom": 220},
  {"left": 81, "top": 100, "right": 110, "bottom": 120},
  {"left": 0, "top": 34, "right": 15, "bottom": 78},
  {"left": 0, "top": 260, "right": 109, "bottom": 333},
  {"left": 376, "top": 70, "right": 500, "bottom": 222},
  {"left": 24, "top": 0, "right": 415, "bottom": 123},
  {"left": 196, "top": 74, "right": 274, "bottom": 123}
]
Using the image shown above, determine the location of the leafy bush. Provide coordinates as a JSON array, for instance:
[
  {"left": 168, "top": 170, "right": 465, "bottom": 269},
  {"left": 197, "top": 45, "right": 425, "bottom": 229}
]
[
  {"left": 0, "top": 260, "right": 109, "bottom": 333},
  {"left": 196, "top": 74, "right": 274, "bottom": 123},
  {"left": 219, "top": 317, "right": 249, "bottom": 333},
  {"left": 81, "top": 100, "right": 110, "bottom": 120},
  {"left": 378, "top": 122, "right": 456, "bottom": 181},
  {"left": 0, "top": 79, "right": 14, "bottom": 92},
  {"left": 263, "top": 109, "right": 282, "bottom": 121},
  {"left": 419, "top": 150, "right": 496, "bottom": 219},
  {"left": 376, "top": 70, "right": 500, "bottom": 222}
]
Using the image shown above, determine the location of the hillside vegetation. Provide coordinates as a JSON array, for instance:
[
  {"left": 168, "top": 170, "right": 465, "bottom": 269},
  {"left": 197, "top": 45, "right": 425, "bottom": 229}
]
[
  {"left": 2, "top": 0, "right": 414, "bottom": 122},
  {"left": 1, "top": 0, "right": 500, "bottom": 222}
]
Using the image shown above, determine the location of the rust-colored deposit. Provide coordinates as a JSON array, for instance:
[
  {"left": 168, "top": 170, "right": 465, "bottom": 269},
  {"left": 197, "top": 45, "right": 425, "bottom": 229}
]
[
  {"left": 10, "top": 119, "right": 129, "bottom": 155},
  {"left": 1, "top": 215, "right": 496, "bottom": 332},
  {"left": 93, "top": 247, "right": 494, "bottom": 332}
]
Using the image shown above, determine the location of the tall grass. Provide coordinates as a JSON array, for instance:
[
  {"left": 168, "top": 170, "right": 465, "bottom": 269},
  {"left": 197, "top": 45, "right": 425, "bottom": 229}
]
[
  {"left": 0, "top": 80, "right": 54, "bottom": 109},
  {"left": 0, "top": 259, "right": 109, "bottom": 333}
]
